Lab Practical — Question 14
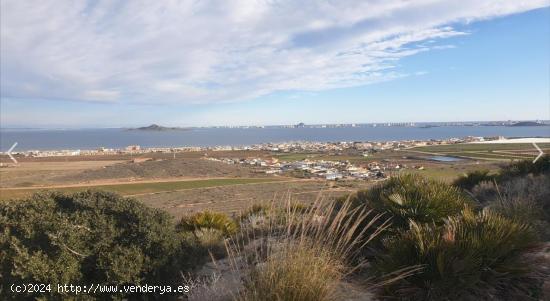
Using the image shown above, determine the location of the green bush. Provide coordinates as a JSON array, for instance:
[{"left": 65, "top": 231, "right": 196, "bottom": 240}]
[
  {"left": 466, "top": 157, "right": 550, "bottom": 240},
  {"left": 454, "top": 156, "right": 550, "bottom": 192},
  {"left": 498, "top": 154, "right": 550, "bottom": 180},
  {"left": 236, "top": 203, "right": 312, "bottom": 234},
  {"left": 372, "top": 208, "right": 542, "bottom": 300},
  {"left": 351, "top": 174, "right": 473, "bottom": 231},
  {"left": 453, "top": 169, "right": 495, "bottom": 190},
  {"left": 177, "top": 211, "right": 238, "bottom": 236},
  {"left": 472, "top": 174, "right": 550, "bottom": 240},
  {"left": 238, "top": 204, "right": 271, "bottom": 221},
  {"left": 0, "top": 190, "right": 193, "bottom": 300}
]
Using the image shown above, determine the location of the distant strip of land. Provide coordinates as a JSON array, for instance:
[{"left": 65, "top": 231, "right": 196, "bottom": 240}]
[{"left": 469, "top": 137, "right": 550, "bottom": 144}]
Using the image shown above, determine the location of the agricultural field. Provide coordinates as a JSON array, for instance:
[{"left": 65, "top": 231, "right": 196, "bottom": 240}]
[
  {"left": 135, "top": 179, "right": 373, "bottom": 218},
  {"left": 0, "top": 177, "right": 286, "bottom": 200},
  {"left": 273, "top": 151, "right": 377, "bottom": 163},
  {"left": 0, "top": 149, "right": 268, "bottom": 163},
  {"left": 0, "top": 151, "right": 370, "bottom": 217},
  {"left": 399, "top": 164, "right": 500, "bottom": 182},
  {"left": 0, "top": 154, "right": 270, "bottom": 188},
  {"left": 407, "top": 143, "right": 550, "bottom": 161},
  {"left": 0, "top": 160, "right": 124, "bottom": 188},
  {"left": 0, "top": 151, "right": 288, "bottom": 203},
  {"left": 0, "top": 147, "right": 515, "bottom": 215}
]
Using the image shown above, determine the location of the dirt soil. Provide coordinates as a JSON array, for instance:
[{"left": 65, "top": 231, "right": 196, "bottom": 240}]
[
  {"left": 0, "top": 157, "right": 268, "bottom": 188},
  {"left": 0, "top": 161, "right": 123, "bottom": 188},
  {"left": 54, "top": 158, "right": 268, "bottom": 183},
  {"left": 136, "top": 179, "right": 374, "bottom": 218}
]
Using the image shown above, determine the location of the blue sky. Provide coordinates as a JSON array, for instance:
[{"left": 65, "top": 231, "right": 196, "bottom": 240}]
[{"left": 1, "top": 1, "right": 549, "bottom": 128}]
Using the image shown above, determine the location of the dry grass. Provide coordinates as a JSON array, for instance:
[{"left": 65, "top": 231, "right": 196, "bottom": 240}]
[
  {"left": 0, "top": 178, "right": 283, "bottom": 200},
  {"left": 224, "top": 197, "right": 397, "bottom": 301},
  {"left": 183, "top": 271, "right": 236, "bottom": 301},
  {"left": 136, "top": 180, "right": 372, "bottom": 217},
  {"left": 239, "top": 245, "right": 342, "bottom": 301}
]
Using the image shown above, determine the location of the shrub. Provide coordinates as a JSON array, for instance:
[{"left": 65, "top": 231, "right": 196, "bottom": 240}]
[
  {"left": 453, "top": 169, "right": 495, "bottom": 190},
  {"left": 178, "top": 211, "right": 238, "bottom": 236},
  {"left": 0, "top": 190, "right": 192, "bottom": 300},
  {"left": 236, "top": 202, "right": 312, "bottom": 235},
  {"left": 182, "top": 271, "right": 238, "bottom": 301},
  {"left": 454, "top": 156, "right": 549, "bottom": 192},
  {"left": 237, "top": 204, "right": 271, "bottom": 221},
  {"left": 472, "top": 174, "right": 550, "bottom": 240},
  {"left": 228, "top": 199, "right": 390, "bottom": 301},
  {"left": 241, "top": 245, "right": 342, "bottom": 301},
  {"left": 468, "top": 180, "right": 500, "bottom": 203},
  {"left": 351, "top": 174, "right": 473, "bottom": 231},
  {"left": 372, "top": 208, "right": 542, "bottom": 300},
  {"left": 498, "top": 154, "right": 550, "bottom": 180},
  {"left": 177, "top": 211, "right": 238, "bottom": 258}
]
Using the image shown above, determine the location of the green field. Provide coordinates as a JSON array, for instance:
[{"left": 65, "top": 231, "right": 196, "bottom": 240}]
[
  {"left": 0, "top": 178, "right": 285, "bottom": 200},
  {"left": 273, "top": 153, "right": 322, "bottom": 161},
  {"left": 274, "top": 152, "right": 374, "bottom": 163},
  {"left": 399, "top": 166, "right": 498, "bottom": 182},
  {"left": 411, "top": 143, "right": 550, "bottom": 153},
  {"left": 447, "top": 152, "right": 533, "bottom": 160},
  {"left": 408, "top": 143, "right": 549, "bottom": 161}
]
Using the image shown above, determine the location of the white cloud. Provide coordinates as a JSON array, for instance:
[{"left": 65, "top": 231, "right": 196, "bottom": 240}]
[
  {"left": 1, "top": 0, "right": 547, "bottom": 104},
  {"left": 83, "top": 90, "right": 120, "bottom": 102}
]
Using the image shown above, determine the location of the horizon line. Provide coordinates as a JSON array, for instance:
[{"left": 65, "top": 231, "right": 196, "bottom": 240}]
[{"left": 1, "top": 119, "right": 549, "bottom": 131}]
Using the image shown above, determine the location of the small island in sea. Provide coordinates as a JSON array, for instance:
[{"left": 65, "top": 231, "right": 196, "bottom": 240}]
[{"left": 128, "top": 124, "right": 191, "bottom": 131}]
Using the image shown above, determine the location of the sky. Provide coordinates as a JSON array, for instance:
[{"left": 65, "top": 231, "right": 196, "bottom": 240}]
[{"left": 1, "top": 1, "right": 549, "bottom": 128}]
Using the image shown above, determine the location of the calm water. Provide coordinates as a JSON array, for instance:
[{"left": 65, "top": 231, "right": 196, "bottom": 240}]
[
  {"left": 1, "top": 126, "right": 549, "bottom": 151},
  {"left": 428, "top": 156, "right": 464, "bottom": 162}
]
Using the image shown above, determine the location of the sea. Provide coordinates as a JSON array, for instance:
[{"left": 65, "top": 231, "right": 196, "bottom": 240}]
[{"left": 1, "top": 126, "right": 549, "bottom": 152}]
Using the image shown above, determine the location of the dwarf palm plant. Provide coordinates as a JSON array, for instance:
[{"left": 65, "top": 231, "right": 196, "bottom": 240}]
[
  {"left": 499, "top": 154, "right": 550, "bottom": 180},
  {"left": 453, "top": 169, "right": 495, "bottom": 190},
  {"left": 178, "top": 211, "right": 238, "bottom": 236},
  {"left": 353, "top": 174, "right": 473, "bottom": 231},
  {"left": 372, "top": 208, "right": 542, "bottom": 300}
]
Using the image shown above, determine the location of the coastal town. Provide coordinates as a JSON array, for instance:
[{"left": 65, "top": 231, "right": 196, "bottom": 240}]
[
  {"left": 204, "top": 156, "right": 395, "bottom": 181},
  {"left": 1, "top": 135, "right": 514, "bottom": 181},
  {"left": 1, "top": 135, "right": 501, "bottom": 158}
]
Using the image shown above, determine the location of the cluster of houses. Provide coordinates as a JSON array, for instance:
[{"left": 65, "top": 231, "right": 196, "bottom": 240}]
[
  {"left": 204, "top": 156, "right": 408, "bottom": 181},
  {"left": 244, "top": 136, "right": 488, "bottom": 153},
  {"left": 4, "top": 136, "right": 489, "bottom": 159},
  {"left": 11, "top": 146, "right": 204, "bottom": 158}
]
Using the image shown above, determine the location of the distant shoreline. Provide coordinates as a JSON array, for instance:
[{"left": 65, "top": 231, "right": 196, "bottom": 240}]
[
  {"left": 469, "top": 137, "right": 550, "bottom": 144},
  {"left": 2, "top": 120, "right": 549, "bottom": 131},
  {"left": 1, "top": 125, "right": 549, "bottom": 152},
  {"left": 2, "top": 135, "right": 549, "bottom": 155}
]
